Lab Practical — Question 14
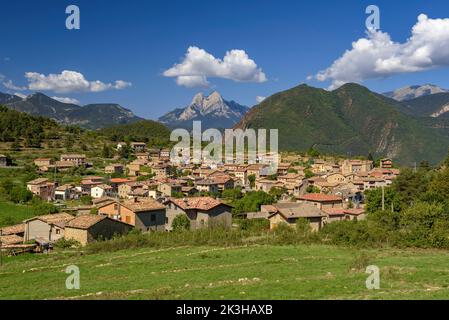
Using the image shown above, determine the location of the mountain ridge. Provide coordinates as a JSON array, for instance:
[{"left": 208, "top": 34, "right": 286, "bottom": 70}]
[
  {"left": 159, "top": 91, "right": 248, "bottom": 130},
  {"left": 235, "top": 83, "right": 449, "bottom": 165},
  {"left": 1, "top": 92, "right": 142, "bottom": 129}
]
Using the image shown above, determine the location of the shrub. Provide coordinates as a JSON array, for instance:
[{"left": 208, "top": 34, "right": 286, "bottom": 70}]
[
  {"left": 172, "top": 214, "right": 191, "bottom": 231},
  {"left": 54, "top": 238, "right": 81, "bottom": 249}
]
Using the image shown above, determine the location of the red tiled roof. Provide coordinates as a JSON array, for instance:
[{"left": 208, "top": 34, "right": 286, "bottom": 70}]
[
  {"left": 298, "top": 193, "right": 342, "bottom": 202},
  {"left": 169, "top": 197, "right": 230, "bottom": 211}
]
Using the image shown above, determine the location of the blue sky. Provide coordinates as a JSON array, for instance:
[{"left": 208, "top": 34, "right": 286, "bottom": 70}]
[{"left": 1, "top": 0, "right": 449, "bottom": 119}]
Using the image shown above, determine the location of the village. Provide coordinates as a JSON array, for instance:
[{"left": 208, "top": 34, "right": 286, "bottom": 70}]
[{"left": 0, "top": 142, "right": 399, "bottom": 254}]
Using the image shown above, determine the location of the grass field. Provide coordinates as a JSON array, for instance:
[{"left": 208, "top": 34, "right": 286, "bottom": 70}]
[
  {"left": 1, "top": 244, "right": 449, "bottom": 300},
  {"left": 0, "top": 201, "right": 36, "bottom": 227}
]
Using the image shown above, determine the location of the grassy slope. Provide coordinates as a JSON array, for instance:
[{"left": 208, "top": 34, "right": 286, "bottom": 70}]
[
  {"left": 1, "top": 245, "right": 449, "bottom": 300},
  {"left": 0, "top": 201, "right": 35, "bottom": 227}
]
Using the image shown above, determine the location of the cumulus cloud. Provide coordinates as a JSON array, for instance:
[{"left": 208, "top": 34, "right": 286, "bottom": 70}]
[
  {"left": 256, "top": 96, "right": 266, "bottom": 103},
  {"left": 3, "top": 79, "right": 27, "bottom": 91},
  {"left": 315, "top": 14, "right": 449, "bottom": 89},
  {"left": 51, "top": 96, "right": 80, "bottom": 104},
  {"left": 24, "top": 70, "right": 132, "bottom": 93},
  {"left": 163, "top": 46, "right": 267, "bottom": 87}
]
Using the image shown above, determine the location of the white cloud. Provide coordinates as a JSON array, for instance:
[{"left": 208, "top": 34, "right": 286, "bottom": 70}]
[
  {"left": 24, "top": 70, "right": 132, "bottom": 93},
  {"left": 315, "top": 14, "right": 449, "bottom": 89},
  {"left": 3, "top": 79, "right": 27, "bottom": 91},
  {"left": 256, "top": 96, "right": 266, "bottom": 103},
  {"left": 164, "top": 46, "right": 267, "bottom": 87},
  {"left": 14, "top": 92, "right": 27, "bottom": 99},
  {"left": 51, "top": 96, "right": 80, "bottom": 104}
]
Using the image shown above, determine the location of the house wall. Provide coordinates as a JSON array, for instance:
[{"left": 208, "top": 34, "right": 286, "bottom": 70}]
[
  {"left": 24, "top": 220, "right": 64, "bottom": 242},
  {"left": 165, "top": 203, "right": 231, "bottom": 231},
  {"left": 135, "top": 209, "right": 166, "bottom": 232},
  {"left": 64, "top": 228, "right": 88, "bottom": 246}
]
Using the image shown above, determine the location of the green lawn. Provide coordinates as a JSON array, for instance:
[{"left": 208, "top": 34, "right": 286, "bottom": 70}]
[
  {"left": 0, "top": 201, "right": 36, "bottom": 227},
  {"left": 1, "top": 244, "right": 449, "bottom": 300}
]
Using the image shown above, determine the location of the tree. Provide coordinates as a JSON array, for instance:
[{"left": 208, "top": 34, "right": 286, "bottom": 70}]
[
  {"left": 307, "top": 147, "right": 320, "bottom": 157},
  {"left": 9, "top": 186, "right": 33, "bottom": 203},
  {"left": 306, "top": 185, "right": 320, "bottom": 194},
  {"left": 222, "top": 187, "right": 243, "bottom": 201},
  {"left": 233, "top": 191, "right": 274, "bottom": 214},
  {"left": 102, "top": 143, "right": 113, "bottom": 158},
  {"left": 248, "top": 174, "right": 256, "bottom": 189},
  {"left": 269, "top": 187, "right": 287, "bottom": 200},
  {"left": 172, "top": 214, "right": 191, "bottom": 231},
  {"left": 304, "top": 169, "right": 314, "bottom": 179}
]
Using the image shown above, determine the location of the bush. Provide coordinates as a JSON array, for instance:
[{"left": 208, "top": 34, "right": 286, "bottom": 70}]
[
  {"left": 238, "top": 218, "right": 270, "bottom": 232},
  {"left": 9, "top": 186, "right": 33, "bottom": 203},
  {"left": 172, "top": 214, "right": 191, "bottom": 231},
  {"left": 54, "top": 238, "right": 81, "bottom": 249}
]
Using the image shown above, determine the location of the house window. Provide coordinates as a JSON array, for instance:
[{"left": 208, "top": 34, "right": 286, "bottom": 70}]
[
  {"left": 114, "top": 203, "right": 118, "bottom": 210},
  {"left": 56, "top": 229, "right": 60, "bottom": 235},
  {"left": 165, "top": 217, "right": 168, "bottom": 224}
]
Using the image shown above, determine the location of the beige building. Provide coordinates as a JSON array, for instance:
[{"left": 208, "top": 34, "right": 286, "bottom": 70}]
[
  {"left": 24, "top": 213, "right": 74, "bottom": 243},
  {"left": 27, "top": 178, "right": 55, "bottom": 201},
  {"left": 297, "top": 193, "right": 343, "bottom": 210},
  {"left": 60, "top": 154, "right": 86, "bottom": 166},
  {"left": 165, "top": 197, "right": 232, "bottom": 231},
  {"left": 266, "top": 202, "right": 325, "bottom": 231},
  {"left": 64, "top": 215, "right": 133, "bottom": 246},
  {"left": 98, "top": 198, "right": 166, "bottom": 232}
]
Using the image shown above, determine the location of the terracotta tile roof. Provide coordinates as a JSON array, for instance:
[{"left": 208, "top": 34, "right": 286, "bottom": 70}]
[
  {"left": 298, "top": 193, "right": 342, "bottom": 202},
  {"left": 26, "top": 213, "right": 74, "bottom": 224},
  {"left": 110, "top": 178, "right": 132, "bottom": 184},
  {"left": 65, "top": 215, "right": 107, "bottom": 229},
  {"left": 0, "top": 224, "right": 25, "bottom": 235},
  {"left": 344, "top": 208, "right": 365, "bottom": 216},
  {"left": 169, "top": 197, "right": 230, "bottom": 211},
  {"left": 0, "top": 234, "right": 23, "bottom": 245},
  {"left": 270, "top": 202, "right": 325, "bottom": 218},
  {"left": 27, "top": 178, "right": 49, "bottom": 185},
  {"left": 323, "top": 208, "right": 346, "bottom": 216},
  {"left": 122, "top": 198, "right": 166, "bottom": 212}
]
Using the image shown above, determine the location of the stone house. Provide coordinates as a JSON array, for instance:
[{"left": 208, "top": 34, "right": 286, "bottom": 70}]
[
  {"left": 105, "top": 164, "right": 124, "bottom": 175},
  {"left": 297, "top": 193, "right": 343, "bottom": 210},
  {"left": 91, "top": 184, "right": 114, "bottom": 199},
  {"left": 26, "top": 178, "right": 55, "bottom": 201},
  {"left": 165, "top": 197, "right": 232, "bottom": 231},
  {"left": 98, "top": 198, "right": 166, "bottom": 232},
  {"left": 266, "top": 202, "right": 325, "bottom": 231},
  {"left": 60, "top": 154, "right": 86, "bottom": 166},
  {"left": 64, "top": 215, "right": 133, "bottom": 246},
  {"left": 23, "top": 213, "right": 74, "bottom": 243},
  {"left": 195, "top": 179, "right": 219, "bottom": 194},
  {"left": 158, "top": 182, "right": 182, "bottom": 197}
]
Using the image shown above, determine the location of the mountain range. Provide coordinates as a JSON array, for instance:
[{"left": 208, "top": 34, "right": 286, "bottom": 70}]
[
  {"left": 158, "top": 91, "right": 248, "bottom": 130},
  {"left": 3, "top": 83, "right": 449, "bottom": 165},
  {"left": 235, "top": 83, "right": 449, "bottom": 165},
  {"left": 0, "top": 92, "right": 142, "bottom": 130},
  {"left": 383, "top": 84, "right": 449, "bottom": 102}
]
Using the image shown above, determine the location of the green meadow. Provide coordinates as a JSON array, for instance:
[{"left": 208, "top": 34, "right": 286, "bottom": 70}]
[{"left": 1, "top": 244, "right": 449, "bottom": 300}]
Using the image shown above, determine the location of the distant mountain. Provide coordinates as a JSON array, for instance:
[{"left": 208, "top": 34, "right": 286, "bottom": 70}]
[
  {"left": 2, "top": 92, "right": 142, "bottom": 130},
  {"left": 383, "top": 84, "right": 448, "bottom": 102},
  {"left": 399, "top": 92, "right": 449, "bottom": 118},
  {"left": 235, "top": 83, "right": 449, "bottom": 165},
  {"left": 159, "top": 91, "right": 248, "bottom": 130},
  {"left": 0, "top": 92, "right": 22, "bottom": 105}
]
